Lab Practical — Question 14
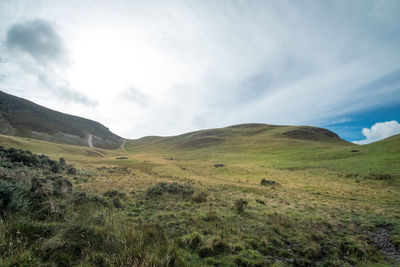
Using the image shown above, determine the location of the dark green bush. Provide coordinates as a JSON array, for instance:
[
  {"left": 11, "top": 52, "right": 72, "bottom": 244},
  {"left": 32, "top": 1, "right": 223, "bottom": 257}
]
[
  {"left": 146, "top": 182, "right": 195, "bottom": 198},
  {"left": 198, "top": 239, "right": 231, "bottom": 258},
  {"left": 255, "top": 199, "right": 265, "bottom": 205},
  {"left": 234, "top": 198, "right": 248, "bottom": 212},
  {"left": 260, "top": 179, "right": 277, "bottom": 186},
  {"left": 192, "top": 190, "right": 208, "bottom": 203},
  {"left": 66, "top": 165, "right": 77, "bottom": 175},
  {"left": 59, "top": 158, "right": 66, "bottom": 166},
  {"left": 365, "top": 173, "right": 397, "bottom": 180},
  {"left": 0, "top": 147, "right": 60, "bottom": 170},
  {"left": 50, "top": 162, "right": 63, "bottom": 173},
  {"left": 9, "top": 219, "right": 56, "bottom": 243},
  {"left": 103, "top": 189, "right": 127, "bottom": 199},
  {"left": 40, "top": 225, "right": 101, "bottom": 266},
  {"left": 0, "top": 179, "right": 29, "bottom": 216},
  {"left": 103, "top": 189, "right": 127, "bottom": 208}
]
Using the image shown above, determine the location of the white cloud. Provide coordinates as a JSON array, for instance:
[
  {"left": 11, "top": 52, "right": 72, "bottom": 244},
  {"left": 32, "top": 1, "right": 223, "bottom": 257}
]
[
  {"left": 353, "top": 120, "right": 400, "bottom": 144},
  {"left": 0, "top": 1, "right": 399, "bottom": 138}
]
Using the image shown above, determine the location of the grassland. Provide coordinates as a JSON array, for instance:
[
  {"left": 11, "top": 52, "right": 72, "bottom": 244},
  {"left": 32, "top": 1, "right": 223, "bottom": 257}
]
[{"left": 0, "top": 124, "right": 399, "bottom": 266}]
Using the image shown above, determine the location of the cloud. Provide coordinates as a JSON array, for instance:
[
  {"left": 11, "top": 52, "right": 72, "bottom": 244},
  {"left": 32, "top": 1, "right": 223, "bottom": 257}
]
[
  {"left": 37, "top": 74, "right": 96, "bottom": 106},
  {"left": 4, "top": 19, "right": 95, "bottom": 106},
  {"left": 0, "top": 1, "right": 399, "bottom": 138},
  {"left": 6, "top": 19, "right": 65, "bottom": 64},
  {"left": 353, "top": 120, "right": 400, "bottom": 144},
  {"left": 121, "top": 87, "right": 150, "bottom": 106}
]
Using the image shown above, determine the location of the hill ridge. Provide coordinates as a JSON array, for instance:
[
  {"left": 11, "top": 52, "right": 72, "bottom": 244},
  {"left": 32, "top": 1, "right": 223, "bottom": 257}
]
[
  {"left": 126, "top": 123, "right": 350, "bottom": 151},
  {"left": 0, "top": 90, "right": 123, "bottom": 149}
]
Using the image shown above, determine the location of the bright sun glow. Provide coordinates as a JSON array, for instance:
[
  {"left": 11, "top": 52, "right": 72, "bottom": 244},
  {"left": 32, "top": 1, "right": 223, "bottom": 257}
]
[{"left": 66, "top": 23, "right": 183, "bottom": 102}]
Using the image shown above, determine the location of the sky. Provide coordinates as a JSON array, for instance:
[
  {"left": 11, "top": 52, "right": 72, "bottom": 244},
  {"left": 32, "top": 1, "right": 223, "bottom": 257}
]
[{"left": 0, "top": 0, "right": 399, "bottom": 143}]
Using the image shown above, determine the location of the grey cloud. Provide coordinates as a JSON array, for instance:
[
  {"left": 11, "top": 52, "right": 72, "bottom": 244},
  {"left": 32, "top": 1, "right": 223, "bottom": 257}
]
[
  {"left": 37, "top": 74, "right": 96, "bottom": 106},
  {"left": 122, "top": 87, "right": 150, "bottom": 106},
  {"left": 4, "top": 19, "right": 95, "bottom": 106},
  {"left": 6, "top": 19, "right": 65, "bottom": 64}
]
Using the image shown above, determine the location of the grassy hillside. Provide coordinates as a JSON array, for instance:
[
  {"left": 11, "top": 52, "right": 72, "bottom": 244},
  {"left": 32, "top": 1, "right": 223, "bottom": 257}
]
[
  {"left": 0, "top": 91, "right": 123, "bottom": 149},
  {"left": 126, "top": 123, "right": 349, "bottom": 150},
  {"left": 0, "top": 126, "right": 399, "bottom": 266}
]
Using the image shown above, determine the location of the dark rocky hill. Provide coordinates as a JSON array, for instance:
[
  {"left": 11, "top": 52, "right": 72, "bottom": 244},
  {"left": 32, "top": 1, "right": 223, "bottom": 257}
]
[{"left": 0, "top": 91, "right": 123, "bottom": 149}]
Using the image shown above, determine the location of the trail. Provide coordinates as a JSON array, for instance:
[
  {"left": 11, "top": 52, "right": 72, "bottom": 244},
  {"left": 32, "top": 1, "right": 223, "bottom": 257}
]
[
  {"left": 88, "top": 134, "right": 93, "bottom": 148},
  {"left": 120, "top": 139, "right": 126, "bottom": 149}
]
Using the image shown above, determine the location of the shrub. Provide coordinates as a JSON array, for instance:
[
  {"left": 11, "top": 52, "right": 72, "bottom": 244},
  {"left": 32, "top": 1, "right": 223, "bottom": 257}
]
[
  {"left": 41, "top": 225, "right": 101, "bottom": 265},
  {"left": 0, "top": 157, "right": 73, "bottom": 220},
  {"left": 212, "top": 239, "right": 230, "bottom": 254},
  {"left": 103, "top": 189, "right": 127, "bottom": 199},
  {"left": 192, "top": 190, "right": 208, "bottom": 203},
  {"left": 198, "top": 246, "right": 214, "bottom": 258},
  {"left": 365, "top": 173, "right": 397, "bottom": 180},
  {"left": 234, "top": 199, "right": 248, "bottom": 212},
  {"left": 88, "top": 194, "right": 110, "bottom": 207},
  {"left": 103, "top": 189, "right": 127, "bottom": 208},
  {"left": 345, "top": 173, "right": 359, "bottom": 178},
  {"left": 72, "top": 192, "right": 110, "bottom": 207},
  {"left": 50, "top": 163, "right": 62, "bottom": 173},
  {"left": 200, "top": 211, "right": 220, "bottom": 222},
  {"left": 146, "top": 182, "right": 194, "bottom": 198},
  {"left": 0, "top": 147, "right": 62, "bottom": 170},
  {"left": 59, "top": 158, "right": 66, "bottom": 166},
  {"left": 28, "top": 176, "right": 73, "bottom": 220},
  {"left": 66, "top": 165, "right": 77, "bottom": 175},
  {"left": 255, "top": 199, "right": 265, "bottom": 205},
  {"left": 0, "top": 179, "right": 29, "bottom": 216},
  {"left": 198, "top": 239, "right": 230, "bottom": 258},
  {"left": 260, "top": 179, "right": 277, "bottom": 186},
  {"left": 97, "top": 166, "right": 131, "bottom": 174},
  {"left": 392, "top": 236, "right": 400, "bottom": 251},
  {"left": 6, "top": 150, "right": 39, "bottom": 166},
  {"left": 8, "top": 218, "right": 56, "bottom": 243}
]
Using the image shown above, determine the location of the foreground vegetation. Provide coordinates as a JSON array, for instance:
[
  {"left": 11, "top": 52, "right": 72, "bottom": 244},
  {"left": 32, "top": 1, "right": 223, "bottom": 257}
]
[{"left": 0, "top": 124, "right": 399, "bottom": 266}]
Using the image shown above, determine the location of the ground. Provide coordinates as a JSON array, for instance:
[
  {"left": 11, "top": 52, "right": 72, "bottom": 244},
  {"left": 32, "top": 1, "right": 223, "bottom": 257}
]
[{"left": 0, "top": 125, "right": 399, "bottom": 266}]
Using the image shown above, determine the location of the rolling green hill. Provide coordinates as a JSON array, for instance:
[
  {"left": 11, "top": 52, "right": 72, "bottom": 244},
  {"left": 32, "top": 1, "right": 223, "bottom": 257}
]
[
  {"left": 126, "top": 123, "right": 350, "bottom": 150},
  {"left": 0, "top": 91, "right": 123, "bottom": 149},
  {"left": 0, "top": 103, "right": 399, "bottom": 265}
]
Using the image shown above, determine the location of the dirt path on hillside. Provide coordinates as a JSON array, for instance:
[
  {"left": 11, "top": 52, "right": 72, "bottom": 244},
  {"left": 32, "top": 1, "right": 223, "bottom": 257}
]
[
  {"left": 88, "top": 134, "right": 93, "bottom": 148},
  {"left": 120, "top": 139, "right": 126, "bottom": 149}
]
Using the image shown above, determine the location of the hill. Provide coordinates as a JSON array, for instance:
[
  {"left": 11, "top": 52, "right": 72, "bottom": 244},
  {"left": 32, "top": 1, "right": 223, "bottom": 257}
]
[
  {"left": 0, "top": 125, "right": 399, "bottom": 265},
  {"left": 0, "top": 91, "right": 123, "bottom": 149},
  {"left": 126, "top": 123, "right": 350, "bottom": 151}
]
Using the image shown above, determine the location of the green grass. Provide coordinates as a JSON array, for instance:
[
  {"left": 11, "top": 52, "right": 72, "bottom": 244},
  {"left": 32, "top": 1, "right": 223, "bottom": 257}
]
[{"left": 0, "top": 124, "right": 399, "bottom": 266}]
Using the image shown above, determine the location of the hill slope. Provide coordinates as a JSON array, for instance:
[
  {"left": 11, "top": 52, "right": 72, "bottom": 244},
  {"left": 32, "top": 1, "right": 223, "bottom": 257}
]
[
  {"left": 126, "top": 123, "right": 350, "bottom": 151},
  {"left": 0, "top": 91, "right": 123, "bottom": 149},
  {"left": 0, "top": 125, "right": 399, "bottom": 266},
  {"left": 1, "top": 125, "right": 399, "bottom": 266}
]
